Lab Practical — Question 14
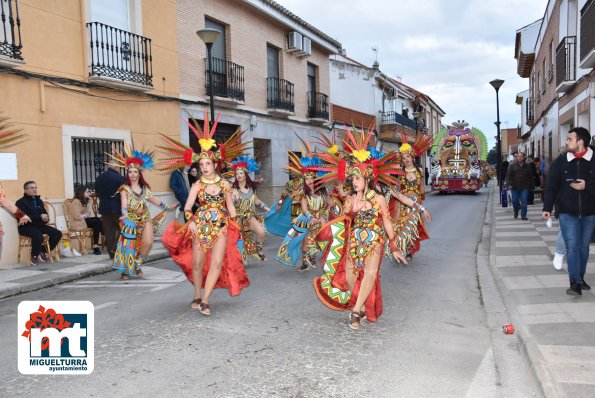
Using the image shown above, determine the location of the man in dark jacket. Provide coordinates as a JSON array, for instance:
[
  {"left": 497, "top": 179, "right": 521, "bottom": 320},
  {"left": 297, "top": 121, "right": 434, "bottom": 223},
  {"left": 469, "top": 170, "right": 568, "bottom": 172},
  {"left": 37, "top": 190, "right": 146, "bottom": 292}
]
[
  {"left": 169, "top": 167, "right": 189, "bottom": 218},
  {"left": 95, "top": 166, "right": 124, "bottom": 259},
  {"left": 505, "top": 151, "right": 534, "bottom": 220},
  {"left": 16, "top": 181, "right": 62, "bottom": 265},
  {"left": 542, "top": 127, "right": 595, "bottom": 295}
]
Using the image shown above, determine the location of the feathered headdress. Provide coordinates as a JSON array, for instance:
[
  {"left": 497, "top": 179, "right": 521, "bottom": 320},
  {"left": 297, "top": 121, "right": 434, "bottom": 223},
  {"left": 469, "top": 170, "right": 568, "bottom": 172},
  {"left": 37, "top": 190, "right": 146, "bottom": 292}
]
[
  {"left": 107, "top": 142, "right": 155, "bottom": 171},
  {"left": 0, "top": 114, "right": 25, "bottom": 148},
  {"left": 157, "top": 111, "right": 249, "bottom": 173},
  {"left": 344, "top": 125, "right": 402, "bottom": 185},
  {"left": 312, "top": 126, "right": 402, "bottom": 186},
  {"left": 399, "top": 131, "right": 433, "bottom": 157},
  {"left": 186, "top": 111, "right": 221, "bottom": 162},
  {"left": 285, "top": 134, "right": 324, "bottom": 178},
  {"left": 231, "top": 155, "right": 260, "bottom": 173}
]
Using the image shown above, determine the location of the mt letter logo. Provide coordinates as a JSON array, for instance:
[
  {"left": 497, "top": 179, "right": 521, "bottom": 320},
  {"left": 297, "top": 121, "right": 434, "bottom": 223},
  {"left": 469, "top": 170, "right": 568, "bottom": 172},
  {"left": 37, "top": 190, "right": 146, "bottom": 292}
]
[{"left": 18, "top": 301, "right": 94, "bottom": 374}]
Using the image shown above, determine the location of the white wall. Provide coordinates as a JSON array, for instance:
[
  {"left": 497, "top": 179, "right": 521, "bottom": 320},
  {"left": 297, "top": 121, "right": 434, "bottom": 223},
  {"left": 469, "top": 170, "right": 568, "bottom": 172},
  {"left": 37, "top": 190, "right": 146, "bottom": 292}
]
[{"left": 330, "top": 60, "right": 378, "bottom": 115}]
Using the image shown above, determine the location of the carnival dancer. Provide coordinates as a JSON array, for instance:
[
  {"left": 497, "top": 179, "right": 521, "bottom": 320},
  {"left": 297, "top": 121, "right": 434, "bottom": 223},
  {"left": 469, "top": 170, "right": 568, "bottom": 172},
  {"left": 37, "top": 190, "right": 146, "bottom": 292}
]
[
  {"left": 0, "top": 121, "right": 30, "bottom": 259},
  {"left": 108, "top": 144, "right": 177, "bottom": 280},
  {"left": 159, "top": 113, "right": 249, "bottom": 316},
  {"left": 231, "top": 156, "right": 269, "bottom": 262},
  {"left": 389, "top": 133, "right": 433, "bottom": 259},
  {"left": 275, "top": 139, "right": 329, "bottom": 272},
  {"left": 315, "top": 131, "right": 348, "bottom": 220},
  {"left": 312, "top": 126, "right": 407, "bottom": 330},
  {"left": 264, "top": 176, "right": 303, "bottom": 237}
]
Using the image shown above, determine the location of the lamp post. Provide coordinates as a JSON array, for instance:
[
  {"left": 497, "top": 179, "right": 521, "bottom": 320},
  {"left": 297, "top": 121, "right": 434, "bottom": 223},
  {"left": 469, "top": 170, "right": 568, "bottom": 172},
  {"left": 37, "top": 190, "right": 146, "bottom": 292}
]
[
  {"left": 490, "top": 79, "right": 504, "bottom": 193},
  {"left": 196, "top": 28, "right": 221, "bottom": 127}
]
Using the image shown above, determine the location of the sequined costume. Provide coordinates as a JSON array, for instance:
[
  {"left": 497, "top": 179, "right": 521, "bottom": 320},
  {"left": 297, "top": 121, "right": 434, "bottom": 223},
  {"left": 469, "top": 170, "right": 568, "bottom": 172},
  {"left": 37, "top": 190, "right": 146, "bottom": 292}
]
[
  {"left": 389, "top": 167, "right": 429, "bottom": 257},
  {"left": 162, "top": 179, "right": 249, "bottom": 296},
  {"left": 234, "top": 186, "right": 265, "bottom": 260},
  {"left": 112, "top": 185, "right": 152, "bottom": 276},
  {"left": 314, "top": 191, "right": 387, "bottom": 322}
]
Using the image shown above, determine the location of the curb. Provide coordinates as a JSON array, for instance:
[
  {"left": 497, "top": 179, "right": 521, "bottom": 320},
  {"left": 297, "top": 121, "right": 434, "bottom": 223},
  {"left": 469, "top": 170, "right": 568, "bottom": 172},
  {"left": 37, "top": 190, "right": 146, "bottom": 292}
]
[
  {"left": 0, "top": 248, "right": 170, "bottom": 300},
  {"left": 480, "top": 183, "right": 565, "bottom": 397}
]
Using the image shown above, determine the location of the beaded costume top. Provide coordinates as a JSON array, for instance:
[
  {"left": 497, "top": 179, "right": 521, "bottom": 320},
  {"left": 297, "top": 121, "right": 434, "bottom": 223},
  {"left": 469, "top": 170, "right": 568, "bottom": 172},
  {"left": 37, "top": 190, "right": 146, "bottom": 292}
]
[
  {"left": 119, "top": 185, "right": 152, "bottom": 222},
  {"left": 196, "top": 180, "right": 226, "bottom": 212},
  {"left": 234, "top": 187, "right": 255, "bottom": 217}
]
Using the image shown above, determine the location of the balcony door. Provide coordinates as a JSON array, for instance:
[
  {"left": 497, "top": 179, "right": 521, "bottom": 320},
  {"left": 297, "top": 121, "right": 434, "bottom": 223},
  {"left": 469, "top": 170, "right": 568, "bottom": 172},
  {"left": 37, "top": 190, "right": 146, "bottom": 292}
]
[
  {"left": 267, "top": 45, "right": 280, "bottom": 104},
  {"left": 90, "top": 0, "right": 130, "bottom": 31},
  {"left": 205, "top": 18, "right": 227, "bottom": 97}
]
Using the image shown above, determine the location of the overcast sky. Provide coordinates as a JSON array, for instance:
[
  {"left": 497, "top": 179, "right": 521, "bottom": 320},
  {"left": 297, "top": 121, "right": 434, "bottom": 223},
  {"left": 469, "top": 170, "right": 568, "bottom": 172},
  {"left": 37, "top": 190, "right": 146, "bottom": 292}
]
[{"left": 280, "top": 0, "right": 546, "bottom": 148}]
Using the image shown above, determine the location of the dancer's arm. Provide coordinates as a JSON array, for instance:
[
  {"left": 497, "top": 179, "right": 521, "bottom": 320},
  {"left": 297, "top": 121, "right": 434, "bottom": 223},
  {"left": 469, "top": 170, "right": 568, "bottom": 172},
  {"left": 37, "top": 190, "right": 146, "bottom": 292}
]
[{"left": 377, "top": 195, "right": 407, "bottom": 264}]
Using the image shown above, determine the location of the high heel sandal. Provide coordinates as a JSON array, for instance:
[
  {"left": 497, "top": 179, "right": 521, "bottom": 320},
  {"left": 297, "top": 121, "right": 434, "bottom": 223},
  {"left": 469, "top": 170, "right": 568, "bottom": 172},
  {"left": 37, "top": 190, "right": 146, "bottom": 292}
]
[
  {"left": 199, "top": 303, "right": 211, "bottom": 316},
  {"left": 120, "top": 274, "right": 129, "bottom": 281},
  {"left": 349, "top": 311, "right": 361, "bottom": 330},
  {"left": 190, "top": 298, "right": 201, "bottom": 309}
]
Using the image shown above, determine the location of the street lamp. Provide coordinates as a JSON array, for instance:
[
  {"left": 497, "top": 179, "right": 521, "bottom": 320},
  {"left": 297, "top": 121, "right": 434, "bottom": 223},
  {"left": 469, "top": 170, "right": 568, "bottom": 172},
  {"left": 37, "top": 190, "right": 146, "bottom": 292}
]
[
  {"left": 197, "top": 28, "right": 221, "bottom": 127},
  {"left": 490, "top": 78, "right": 504, "bottom": 193}
]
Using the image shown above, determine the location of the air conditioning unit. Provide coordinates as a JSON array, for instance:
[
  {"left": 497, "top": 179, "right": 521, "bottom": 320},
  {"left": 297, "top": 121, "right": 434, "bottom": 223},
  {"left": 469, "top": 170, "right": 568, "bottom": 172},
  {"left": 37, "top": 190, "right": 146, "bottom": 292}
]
[
  {"left": 288, "top": 32, "right": 303, "bottom": 52},
  {"left": 297, "top": 37, "right": 312, "bottom": 57}
]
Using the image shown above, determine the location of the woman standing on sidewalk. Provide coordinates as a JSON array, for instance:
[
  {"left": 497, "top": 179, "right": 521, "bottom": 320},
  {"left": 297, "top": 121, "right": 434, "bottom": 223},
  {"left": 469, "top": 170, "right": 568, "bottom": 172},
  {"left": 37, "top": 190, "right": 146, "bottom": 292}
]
[
  {"left": 313, "top": 126, "right": 407, "bottom": 330},
  {"left": 231, "top": 156, "right": 269, "bottom": 263},
  {"left": 159, "top": 114, "right": 249, "bottom": 316},
  {"left": 109, "top": 144, "right": 177, "bottom": 280}
]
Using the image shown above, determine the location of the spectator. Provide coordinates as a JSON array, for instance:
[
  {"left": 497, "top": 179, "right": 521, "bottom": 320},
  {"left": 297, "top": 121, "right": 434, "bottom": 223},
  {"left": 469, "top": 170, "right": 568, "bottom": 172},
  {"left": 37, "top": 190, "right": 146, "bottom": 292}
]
[
  {"left": 500, "top": 159, "right": 509, "bottom": 187},
  {"left": 187, "top": 165, "right": 199, "bottom": 186},
  {"left": 505, "top": 152, "right": 534, "bottom": 220},
  {"left": 542, "top": 127, "right": 595, "bottom": 295},
  {"left": 527, "top": 155, "right": 537, "bottom": 205},
  {"left": 66, "top": 186, "right": 103, "bottom": 255},
  {"left": 95, "top": 166, "right": 124, "bottom": 259},
  {"left": 169, "top": 166, "right": 189, "bottom": 217},
  {"left": 16, "top": 181, "right": 62, "bottom": 265}
]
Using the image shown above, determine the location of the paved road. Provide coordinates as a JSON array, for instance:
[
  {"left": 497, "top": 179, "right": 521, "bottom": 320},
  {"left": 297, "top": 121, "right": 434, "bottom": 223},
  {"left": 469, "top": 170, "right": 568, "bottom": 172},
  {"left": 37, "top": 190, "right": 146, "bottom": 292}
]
[{"left": 0, "top": 187, "right": 539, "bottom": 397}]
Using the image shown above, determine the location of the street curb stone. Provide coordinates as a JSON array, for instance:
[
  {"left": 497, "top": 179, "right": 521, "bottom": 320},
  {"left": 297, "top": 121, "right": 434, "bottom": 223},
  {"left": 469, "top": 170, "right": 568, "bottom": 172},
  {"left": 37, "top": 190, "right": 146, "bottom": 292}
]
[
  {"left": 483, "top": 184, "right": 565, "bottom": 398},
  {"left": 0, "top": 245, "right": 171, "bottom": 300}
]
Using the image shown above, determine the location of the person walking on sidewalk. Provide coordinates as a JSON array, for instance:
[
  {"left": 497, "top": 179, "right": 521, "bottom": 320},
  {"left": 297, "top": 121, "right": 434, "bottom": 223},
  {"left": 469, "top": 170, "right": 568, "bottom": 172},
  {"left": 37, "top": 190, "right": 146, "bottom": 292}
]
[
  {"left": 95, "top": 165, "right": 124, "bottom": 259},
  {"left": 505, "top": 151, "right": 534, "bottom": 220},
  {"left": 542, "top": 127, "right": 595, "bottom": 296}
]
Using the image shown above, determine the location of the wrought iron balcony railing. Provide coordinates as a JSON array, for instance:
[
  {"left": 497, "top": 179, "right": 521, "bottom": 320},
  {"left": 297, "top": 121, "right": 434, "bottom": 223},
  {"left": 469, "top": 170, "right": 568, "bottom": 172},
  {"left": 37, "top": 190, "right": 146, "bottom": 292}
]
[
  {"left": 380, "top": 111, "right": 418, "bottom": 130},
  {"left": 0, "top": 0, "right": 23, "bottom": 61},
  {"left": 86, "top": 22, "right": 153, "bottom": 87},
  {"left": 307, "top": 91, "right": 329, "bottom": 120},
  {"left": 204, "top": 57, "right": 245, "bottom": 102},
  {"left": 267, "top": 77, "right": 294, "bottom": 112},
  {"left": 580, "top": 0, "right": 595, "bottom": 68},
  {"left": 556, "top": 36, "right": 576, "bottom": 91}
]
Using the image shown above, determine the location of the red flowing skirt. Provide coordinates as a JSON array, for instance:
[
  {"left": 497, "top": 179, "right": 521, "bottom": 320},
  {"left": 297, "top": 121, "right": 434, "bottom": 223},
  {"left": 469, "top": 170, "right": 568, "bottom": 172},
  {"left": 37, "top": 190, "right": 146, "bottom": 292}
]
[
  {"left": 161, "top": 220, "right": 249, "bottom": 296},
  {"left": 313, "top": 218, "right": 384, "bottom": 323}
]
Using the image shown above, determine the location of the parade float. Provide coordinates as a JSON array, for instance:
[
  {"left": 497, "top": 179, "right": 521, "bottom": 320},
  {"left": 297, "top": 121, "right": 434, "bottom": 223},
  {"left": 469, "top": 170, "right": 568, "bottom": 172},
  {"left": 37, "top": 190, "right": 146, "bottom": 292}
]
[{"left": 429, "top": 120, "right": 488, "bottom": 193}]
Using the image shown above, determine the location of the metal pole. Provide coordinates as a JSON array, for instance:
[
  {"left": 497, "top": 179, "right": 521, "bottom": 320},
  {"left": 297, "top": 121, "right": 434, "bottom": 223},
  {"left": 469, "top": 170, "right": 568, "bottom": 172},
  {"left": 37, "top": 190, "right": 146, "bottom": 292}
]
[
  {"left": 495, "top": 88, "right": 502, "bottom": 193},
  {"left": 206, "top": 43, "right": 215, "bottom": 128}
]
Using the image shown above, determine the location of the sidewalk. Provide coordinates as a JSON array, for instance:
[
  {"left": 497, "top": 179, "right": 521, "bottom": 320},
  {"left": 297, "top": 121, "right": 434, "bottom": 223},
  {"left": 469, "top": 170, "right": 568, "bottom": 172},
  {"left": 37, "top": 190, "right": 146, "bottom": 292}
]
[
  {"left": 487, "top": 186, "right": 595, "bottom": 397},
  {"left": 0, "top": 239, "right": 169, "bottom": 300}
]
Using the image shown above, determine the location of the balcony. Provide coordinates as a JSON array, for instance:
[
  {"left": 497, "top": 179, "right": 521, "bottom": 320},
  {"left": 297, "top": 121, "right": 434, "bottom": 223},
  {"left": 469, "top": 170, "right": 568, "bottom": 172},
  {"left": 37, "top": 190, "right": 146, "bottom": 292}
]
[
  {"left": 380, "top": 111, "right": 418, "bottom": 130},
  {"left": 267, "top": 77, "right": 294, "bottom": 115},
  {"left": 556, "top": 36, "right": 576, "bottom": 93},
  {"left": 307, "top": 91, "right": 329, "bottom": 123},
  {"left": 579, "top": 0, "right": 595, "bottom": 69},
  {"left": 204, "top": 57, "right": 245, "bottom": 104},
  {"left": 86, "top": 22, "right": 153, "bottom": 91},
  {"left": 0, "top": 0, "right": 23, "bottom": 67}
]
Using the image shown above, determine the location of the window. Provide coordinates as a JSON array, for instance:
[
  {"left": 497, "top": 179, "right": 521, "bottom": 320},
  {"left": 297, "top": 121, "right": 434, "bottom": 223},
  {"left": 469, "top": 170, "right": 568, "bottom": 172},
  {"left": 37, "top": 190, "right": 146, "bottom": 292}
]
[
  {"left": 267, "top": 45, "right": 280, "bottom": 78},
  {"left": 205, "top": 18, "right": 226, "bottom": 61},
  {"left": 71, "top": 138, "right": 124, "bottom": 190}
]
